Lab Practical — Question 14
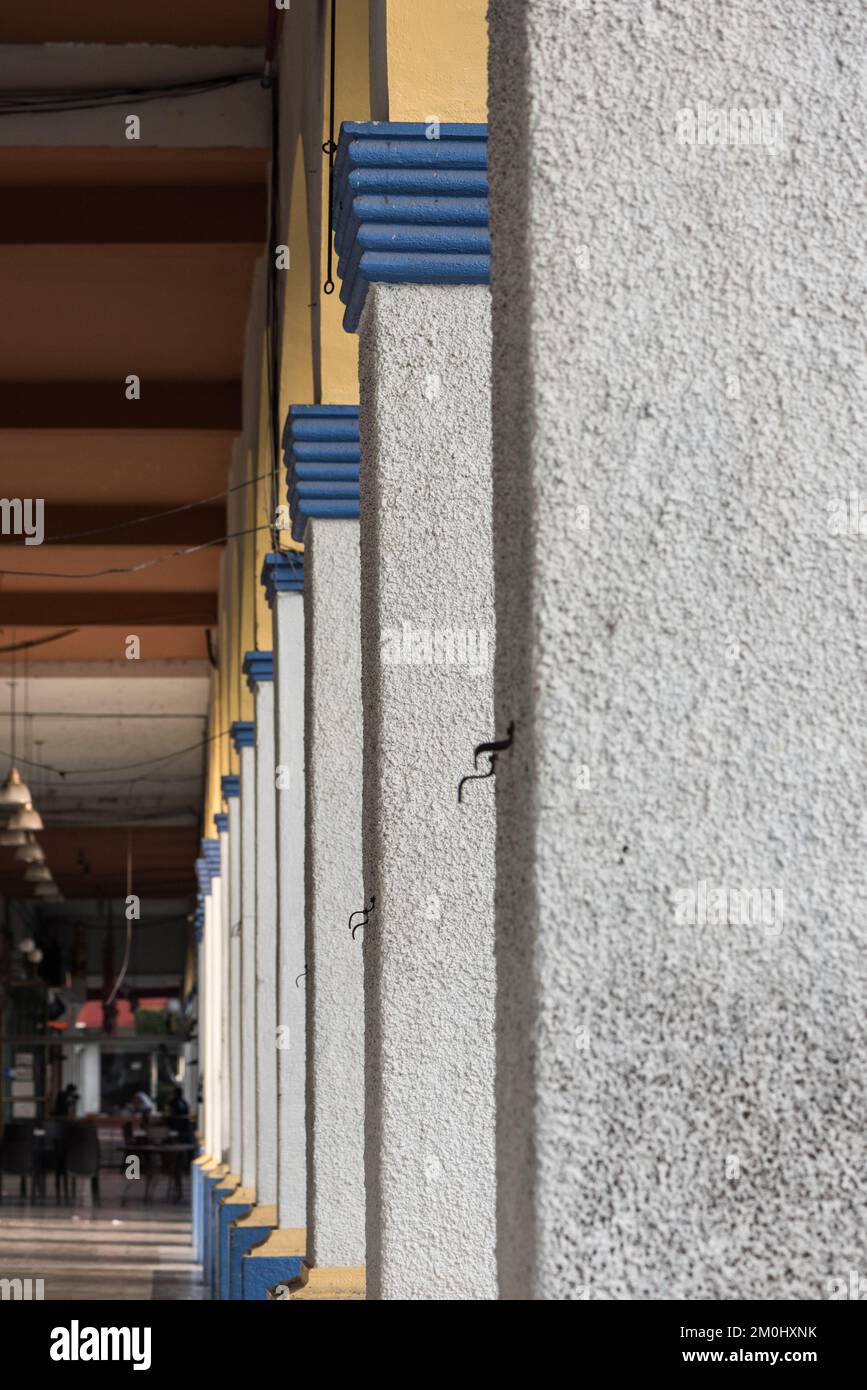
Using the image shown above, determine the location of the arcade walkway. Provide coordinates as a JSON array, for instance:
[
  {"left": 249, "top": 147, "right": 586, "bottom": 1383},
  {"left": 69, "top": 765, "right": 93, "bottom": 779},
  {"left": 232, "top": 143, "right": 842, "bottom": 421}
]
[{"left": 0, "top": 1176, "right": 206, "bottom": 1301}]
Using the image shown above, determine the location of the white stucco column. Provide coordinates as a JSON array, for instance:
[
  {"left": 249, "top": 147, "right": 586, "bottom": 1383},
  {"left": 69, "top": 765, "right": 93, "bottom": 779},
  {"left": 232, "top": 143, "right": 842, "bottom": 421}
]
[
  {"left": 305, "top": 518, "right": 366, "bottom": 1281},
  {"left": 202, "top": 885, "right": 214, "bottom": 1159},
  {"left": 264, "top": 554, "right": 307, "bottom": 1232},
  {"left": 215, "top": 813, "right": 232, "bottom": 1167},
  {"left": 243, "top": 651, "right": 278, "bottom": 1214},
  {"left": 282, "top": 407, "right": 366, "bottom": 1297},
  {"left": 231, "top": 721, "right": 258, "bottom": 1195},
  {"left": 239, "top": 556, "right": 309, "bottom": 1297},
  {"left": 334, "top": 125, "right": 496, "bottom": 1301},
  {"left": 222, "top": 775, "right": 243, "bottom": 1177},
  {"left": 487, "top": 1, "right": 867, "bottom": 1300}
]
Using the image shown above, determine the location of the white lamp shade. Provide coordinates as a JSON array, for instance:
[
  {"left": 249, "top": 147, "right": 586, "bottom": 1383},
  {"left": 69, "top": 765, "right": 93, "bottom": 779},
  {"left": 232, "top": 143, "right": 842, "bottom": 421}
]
[
  {"left": 18, "top": 936, "right": 36, "bottom": 955},
  {"left": 14, "top": 834, "right": 44, "bottom": 864},
  {"left": 9, "top": 802, "right": 43, "bottom": 831},
  {"left": 33, "top": 882, "right": 58, "bottom": 898},
  {"left": 24, "top": 863, "right": 52, "bottom": 883},
  {"left": 27, "top": 947, "right": 43, "bottom": 964},
  {"left": 0, "top": 767, "right": 32, "bottom": 807},
  {"left": 0, "top": 828, "right": 27, "bottom": 847}
]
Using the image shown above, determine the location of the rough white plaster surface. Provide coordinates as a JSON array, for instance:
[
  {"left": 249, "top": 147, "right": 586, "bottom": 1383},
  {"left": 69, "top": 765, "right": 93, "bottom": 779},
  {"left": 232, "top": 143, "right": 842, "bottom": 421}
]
[
  {"left": 202, "top": 893, "right": 213, "bottom": 1157},
  {"left": 359, "top": 283, "right": 497, "bottom": 1300},
  {"left": 304, "top": 520, "right": 366, "bottom": 1267},
  {"left": 228, "top": 796, "right": 243, "bottom": 1176},
  {"left": 254, "top": 681, "right": 278, "bottom": 1206},
  {"left": 239, "top": 743, "right": 258, "bottom": 1191},
  {"left": 219, "top": 827, "right": 231, "bottom": 1164},
  {"left": 274, "top": 592, "right": 307, "bottom": 1231},
  {"left": 489, "top": 0, "right": 867, "bottom": 1300}
]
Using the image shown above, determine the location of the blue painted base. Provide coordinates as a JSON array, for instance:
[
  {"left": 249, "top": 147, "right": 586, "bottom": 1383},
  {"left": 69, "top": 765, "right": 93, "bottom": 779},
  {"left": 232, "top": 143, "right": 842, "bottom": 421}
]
[
  {"left": 219, "top": 1199, "right": 252, "bottom": 1300},
  {"left": 201, "top": 1173, "right": 222, "bottom": 1282},
  {"left": 192, "top": 1164, "right": 203, "bottom": 1261},
  {"left": 229, "top": 1222, "right": 274, "bottom": 1300},
  {"left": 209, "top": 1178, "right": 237, "bottom": 1297},
  {"left": 241, "top": 1251, "right": 305, "bottom": 1301}
]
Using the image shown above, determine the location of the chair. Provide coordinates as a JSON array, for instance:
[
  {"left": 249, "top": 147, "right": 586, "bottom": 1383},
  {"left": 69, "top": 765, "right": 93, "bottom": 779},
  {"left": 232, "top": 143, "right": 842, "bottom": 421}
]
[
  {"left": 64, "top": 1121, "right": 101, "bottom": 1204},
  {"left": 0, "top": 1125, "right": 36, "bottom": 1203},
  {"left": 39, "top": 1118, "right": 69, "bottom": 1204}
]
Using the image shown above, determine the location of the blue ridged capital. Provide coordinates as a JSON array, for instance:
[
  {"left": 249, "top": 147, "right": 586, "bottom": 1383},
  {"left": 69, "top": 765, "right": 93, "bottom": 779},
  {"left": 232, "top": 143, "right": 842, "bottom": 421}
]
[
  {"left": 202, "top": 838, "right": 221, "bottom": 881},
  {"left": 221, "top": 774, "right": 240, "bottom": 801},
  {"left": 230, "top": 720, "right": 255, "bottom": 751},
  {"left": 213, "top": 812, "right": 228, "bottom": 833},
  {"left": 261, "top": 550, "right": 304, "bottom": 606},
  {"left": 283, "top": 404, "right": 360, "bottom": 543},
  {"left": 333, "top": 121, "right": 490, "bottom": 332},
  {"left": 243, "top": 649, "right": 274, "bottom": 691}
]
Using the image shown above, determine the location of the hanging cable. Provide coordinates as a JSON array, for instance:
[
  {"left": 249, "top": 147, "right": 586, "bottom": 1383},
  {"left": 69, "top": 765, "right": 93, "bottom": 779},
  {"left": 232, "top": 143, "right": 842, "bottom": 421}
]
[
  {"left": 0, "top": 629, "right": 79, "bottom": 655},
  {"left": 0, "top": 522, "right": 273, "bottom": 580},
  {"left": 0, "top": 727, "right": 232, "bottom": 779},
  {"left": 0, "top": 72, "right": 259, "bottom": 118},
  {"left": 322, "top": 0, "right": 338, "bottom": 295},
  {"left": 103, "top": 829, "right": 134, "bottom": 1008},
  {"left": 43, "top": 471, "right": 274, "bottom": 544}
]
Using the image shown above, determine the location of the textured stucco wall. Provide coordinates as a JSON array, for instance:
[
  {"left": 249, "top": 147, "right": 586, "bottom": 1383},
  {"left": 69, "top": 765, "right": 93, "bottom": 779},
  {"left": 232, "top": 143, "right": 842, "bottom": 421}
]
[
  {"left": 228, "top": 796, "right": 243, "bottom": 1175},
  {"left": 254, "top": 681, "right": 278, "bottom": 1206},
  {"left": 358, "top": 283, "right": 497, "bottom": 1300},
  {"left": 219, "top": 827, "right": 231, "bottom": 1164},
  {"left": 489, "top": 0, "right": 867, "bottom": 1299},
  {"left": 274, "top": 591, "right": 307, "bottom": 1231},
  {"left": 239, "top": 743, "right": 258, "bottom": 1191},
  {"left": 304, "top": 519, "right": 366, "bottom": 1268}
]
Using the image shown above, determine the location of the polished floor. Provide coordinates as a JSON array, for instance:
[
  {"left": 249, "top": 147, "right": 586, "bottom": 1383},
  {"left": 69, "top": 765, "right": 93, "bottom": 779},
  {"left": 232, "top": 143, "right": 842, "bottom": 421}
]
[{"left": 0, "top": 1172, "right": 209, "bottom": 1300}]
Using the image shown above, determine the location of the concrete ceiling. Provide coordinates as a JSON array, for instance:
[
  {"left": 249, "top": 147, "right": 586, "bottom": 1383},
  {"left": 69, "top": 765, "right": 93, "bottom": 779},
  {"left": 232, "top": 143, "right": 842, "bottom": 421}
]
[
  {"left": 0, "top": 11, "right": 270, "bottom": 913},
  {"left": 0, "top": 2, "right": 268, "bottom": 48}
]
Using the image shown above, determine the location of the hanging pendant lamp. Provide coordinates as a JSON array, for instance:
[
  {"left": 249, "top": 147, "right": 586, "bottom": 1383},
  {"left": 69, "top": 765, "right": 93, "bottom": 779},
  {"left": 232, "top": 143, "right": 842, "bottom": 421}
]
[
  {"left": 9, "top": 801, "right": 43, "bottom": 831},
  {"left": 0, "top": 827, "right": 27, "bottom": 847},
  {"left": 0, "top": 675, "right": 33, "bottom": 807},
  {"left": 14, "top": 832, "right": 44, "bottom": 864},
  {"left": 0, "top": 765, "right": 32, "bottom": 807},
  {"left": 24, "top": 863, "right": 52, "bottom": 883}
]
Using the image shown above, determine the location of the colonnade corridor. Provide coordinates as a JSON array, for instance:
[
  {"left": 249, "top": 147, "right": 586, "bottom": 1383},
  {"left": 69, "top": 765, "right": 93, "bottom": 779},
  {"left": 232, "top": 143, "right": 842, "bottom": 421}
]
[
  {"left": 0, "top": 0, "right": 864, "bottom": 1357},
  {"left": 0, "top": 1176, "right": 207, "bottom": 1301}
]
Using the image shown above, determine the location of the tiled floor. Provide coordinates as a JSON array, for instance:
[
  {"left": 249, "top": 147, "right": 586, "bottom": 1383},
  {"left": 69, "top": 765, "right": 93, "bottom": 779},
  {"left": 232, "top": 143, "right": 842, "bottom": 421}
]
[{"left": 0, "top": 1173, "right": 209, "bottom": 1300}]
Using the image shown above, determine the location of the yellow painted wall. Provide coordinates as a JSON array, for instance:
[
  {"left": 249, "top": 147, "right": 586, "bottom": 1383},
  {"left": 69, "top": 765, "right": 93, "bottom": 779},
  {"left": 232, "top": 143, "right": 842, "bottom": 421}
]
[
  {"left": 205, "top": 0, "right": 488, "bottom": 825},
  {"left": 318, "top": 0, "right": 370, "bottom": 404},
  {"left": 379, "top": 0, "right": 488, "bottom": 122}
]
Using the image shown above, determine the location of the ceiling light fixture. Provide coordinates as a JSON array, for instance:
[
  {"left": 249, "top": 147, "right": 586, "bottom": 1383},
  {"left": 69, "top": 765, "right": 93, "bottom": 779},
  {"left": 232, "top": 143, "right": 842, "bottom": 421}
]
[
  {"left": 24, "top": 863, "right": 52, "bottom": 883},
  {"left": 14, "top": 832, "right": 44, "bottom": 864},
  {"left": 0, "top": 764, "right": 32, "bottom": 807},
  {"left": 9, "top": 802, "right": 44, "bottom": 831}
]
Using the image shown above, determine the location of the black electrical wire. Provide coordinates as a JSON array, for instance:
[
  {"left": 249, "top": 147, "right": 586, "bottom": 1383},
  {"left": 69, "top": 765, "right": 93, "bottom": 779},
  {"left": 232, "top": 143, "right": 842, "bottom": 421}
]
[
  {"left": 0, "top": 522, "right": 272, "bottom": 579},
  {"left": 45, "top": 471, "right": 274, "bottom": 544},
  {"left": 322, "top": 0, "right": 338, "bottom": 295},
  {"left": 0, "top": 72, "right": 260, "bottom": 118},
  {"left": 0, "top": 629, "right": 78, "bottom": 654},
  {"left": 0, "top": 727, "right": 231, "bottom": 779}
]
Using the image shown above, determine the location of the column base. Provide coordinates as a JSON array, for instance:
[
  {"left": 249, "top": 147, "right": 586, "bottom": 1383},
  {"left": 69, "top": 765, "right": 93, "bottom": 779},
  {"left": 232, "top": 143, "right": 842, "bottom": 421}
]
[
  {"left": 241, "top": 1227, "right": 306, "bottom": 1301},
  {"left": 201, "top": 1162, "right": 227, "bottom": 1278},
  {"left": 210, "top": 1172, "right": 240, "bottom": 1297},
  {"left": 284, "top": 1265, "right": 366, "bottom": 1300},
  {"left": 227, "top": 1202, "right": 275, "bottom": 1300},
  {"left": 192, "top": 1155, "right": 217, "bottom": 1262},
  {"left": 218, "top": 1186, "right": 254, "bottom": 1300}
]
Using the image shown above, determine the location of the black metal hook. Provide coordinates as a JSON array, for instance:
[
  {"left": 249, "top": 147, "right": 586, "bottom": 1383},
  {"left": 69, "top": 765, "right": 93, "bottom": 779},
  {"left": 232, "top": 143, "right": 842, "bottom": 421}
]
[
  {"left": 458, "top": 722, "right": 515, "bottom": 803},
  {"left": 295, "top": 967, "right": 308, "bottom": 988},
  {"left": 348, "top": 895, "right": 375, "bottom": 940}
]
